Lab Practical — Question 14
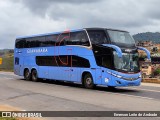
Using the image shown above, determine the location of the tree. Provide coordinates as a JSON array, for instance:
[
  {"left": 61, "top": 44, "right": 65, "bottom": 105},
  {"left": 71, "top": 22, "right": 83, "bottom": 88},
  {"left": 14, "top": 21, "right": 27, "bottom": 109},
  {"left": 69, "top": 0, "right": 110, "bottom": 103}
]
[{"left": 153, "top": 68, "right": 160, "bottom": 76}]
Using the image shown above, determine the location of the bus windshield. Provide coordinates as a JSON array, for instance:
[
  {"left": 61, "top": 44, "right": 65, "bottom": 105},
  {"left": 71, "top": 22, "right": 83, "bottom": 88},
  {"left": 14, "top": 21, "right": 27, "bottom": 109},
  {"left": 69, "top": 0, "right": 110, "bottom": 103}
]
[
  {"left": 107, "top": 30, "right": 135, "bottom": 45},
  {"left": 113, "top": 51, "right": 140, "bottom": 72}
]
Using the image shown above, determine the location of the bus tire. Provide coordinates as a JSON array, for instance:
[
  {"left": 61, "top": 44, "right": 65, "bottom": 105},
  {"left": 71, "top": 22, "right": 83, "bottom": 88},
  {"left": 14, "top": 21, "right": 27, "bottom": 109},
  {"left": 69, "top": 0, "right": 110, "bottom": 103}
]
[
  {"left": 24, "top": 69, "right": 31, "bottom": 81},
  {"left": 31, "top": 69, "right": 39, "bottom": 82},
  {"left": 83, "top": 73, "right": 95, "bottom": 89}
]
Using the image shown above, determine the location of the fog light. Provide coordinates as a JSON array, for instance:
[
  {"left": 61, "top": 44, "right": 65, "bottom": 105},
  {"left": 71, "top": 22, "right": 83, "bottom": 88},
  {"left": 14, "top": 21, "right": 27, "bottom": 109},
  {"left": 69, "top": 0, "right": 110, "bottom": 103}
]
[{"left": 116, "top": 80, "right": 121, "bottom": 84}]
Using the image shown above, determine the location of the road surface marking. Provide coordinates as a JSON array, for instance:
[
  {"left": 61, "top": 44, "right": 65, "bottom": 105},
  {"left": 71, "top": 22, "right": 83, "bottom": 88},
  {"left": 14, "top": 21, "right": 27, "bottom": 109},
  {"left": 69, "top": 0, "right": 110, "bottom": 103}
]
[
  {"left": 110, "top": 92, "right": 155, "bottom": 100},
  {"left": 126, "top": 87, "right": 160, "bottom": 93},
  {"left": 0, "top": 77, "right": 14, "bottom": 80}
]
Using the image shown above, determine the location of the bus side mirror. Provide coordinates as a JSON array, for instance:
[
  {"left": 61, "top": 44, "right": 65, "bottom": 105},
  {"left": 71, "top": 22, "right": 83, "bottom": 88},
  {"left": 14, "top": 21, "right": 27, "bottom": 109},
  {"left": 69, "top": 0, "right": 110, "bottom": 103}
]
[
  {"left": 102, "top": 44, "right": 122, "bottom": 58},
  {"left": 137, "top": 47, "right": 151, "bottom": 60}
]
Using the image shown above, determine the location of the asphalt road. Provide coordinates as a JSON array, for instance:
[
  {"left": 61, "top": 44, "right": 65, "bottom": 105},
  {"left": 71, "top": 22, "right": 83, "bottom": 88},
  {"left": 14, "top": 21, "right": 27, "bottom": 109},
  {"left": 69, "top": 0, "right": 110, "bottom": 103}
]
[{"left": 0, "top": 71, "right": 160, "bottom": 120}]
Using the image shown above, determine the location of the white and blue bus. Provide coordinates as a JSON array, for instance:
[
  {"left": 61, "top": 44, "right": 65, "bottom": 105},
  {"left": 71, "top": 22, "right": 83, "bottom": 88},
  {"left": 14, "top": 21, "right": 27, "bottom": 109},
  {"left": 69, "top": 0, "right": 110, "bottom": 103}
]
[{"left": 14, "top": 28, "right": 151, "bottom": 89}]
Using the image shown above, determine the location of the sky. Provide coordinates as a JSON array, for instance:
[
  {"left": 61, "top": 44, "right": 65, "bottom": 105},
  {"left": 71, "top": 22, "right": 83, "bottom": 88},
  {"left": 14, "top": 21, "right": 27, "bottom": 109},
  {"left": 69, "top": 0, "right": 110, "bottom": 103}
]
[{"left": 0, "top": 0, "right": 160, "bottom": 49}]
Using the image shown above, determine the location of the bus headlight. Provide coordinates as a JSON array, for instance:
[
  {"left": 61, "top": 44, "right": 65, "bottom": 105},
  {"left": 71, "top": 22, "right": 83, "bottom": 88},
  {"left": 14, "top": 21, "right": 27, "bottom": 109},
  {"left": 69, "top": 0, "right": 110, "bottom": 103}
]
[
  {"left": 116, "top": 75, "right": 122, "bottom": 78},
  {"left": 112, "top": 73, "right": 122, "bottom": 78},
  {"left": 107, "top": 72, "right": 122, "bottom": 78}
]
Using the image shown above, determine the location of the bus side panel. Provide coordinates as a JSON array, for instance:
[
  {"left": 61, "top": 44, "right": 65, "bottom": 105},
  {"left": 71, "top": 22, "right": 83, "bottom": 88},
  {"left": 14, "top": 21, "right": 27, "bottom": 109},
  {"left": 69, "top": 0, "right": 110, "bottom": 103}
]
[
  {"left": 14, "top": 49, "right": 24, "bottom": 76},
  {"left": 101, "top": 68, "right": 112, "bottom": 86},
  {"left": 38, "top": 66, "right": 48, "bottom": 79},
  {"left": 70, "top": 67, "right": 80, "bottom": 82},
  {"left": 95, "top": 68, "right": 102, "bottom": 85},
  {"left": 23, "top": 55, "right": 38, "bottom": 75},
  {"left": 49, "top": 66, "right": 70, "bottom": 81}
]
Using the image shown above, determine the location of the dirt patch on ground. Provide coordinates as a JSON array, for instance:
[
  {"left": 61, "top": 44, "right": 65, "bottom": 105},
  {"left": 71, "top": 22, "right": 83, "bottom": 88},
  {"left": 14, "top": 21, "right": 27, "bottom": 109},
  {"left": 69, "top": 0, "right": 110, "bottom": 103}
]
[
  {"left": 0, "top": 104, "right": 44, "bottom": 120},
  {"left": 0, "top": 105, "right": 20, "bottom": 111}
]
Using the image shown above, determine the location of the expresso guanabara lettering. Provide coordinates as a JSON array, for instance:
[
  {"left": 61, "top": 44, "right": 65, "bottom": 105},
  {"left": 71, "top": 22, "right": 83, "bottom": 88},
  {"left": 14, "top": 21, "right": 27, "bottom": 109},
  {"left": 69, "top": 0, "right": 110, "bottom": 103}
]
[{"left": 27, "top": 48, "right": 48, "bottom": 53}]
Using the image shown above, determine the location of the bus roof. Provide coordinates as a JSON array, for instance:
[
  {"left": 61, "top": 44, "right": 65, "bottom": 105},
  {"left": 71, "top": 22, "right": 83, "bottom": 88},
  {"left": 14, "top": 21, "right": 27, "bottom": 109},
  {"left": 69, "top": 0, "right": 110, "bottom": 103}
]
[
  {"left": 85, "top": 27, "right": 128, "bottom": 33},
  {"left": 16, "top": 29, "right": 83, "bottom": 39},
  {"left": 16, "top": 27, "right": 128, "bottom": 39}
]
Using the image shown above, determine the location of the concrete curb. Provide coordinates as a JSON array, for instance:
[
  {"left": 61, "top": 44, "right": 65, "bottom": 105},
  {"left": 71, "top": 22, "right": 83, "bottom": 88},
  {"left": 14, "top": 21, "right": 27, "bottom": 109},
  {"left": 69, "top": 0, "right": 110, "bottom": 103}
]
[{"left": 142, "top": 78, "right": 160, "bottom": 84}]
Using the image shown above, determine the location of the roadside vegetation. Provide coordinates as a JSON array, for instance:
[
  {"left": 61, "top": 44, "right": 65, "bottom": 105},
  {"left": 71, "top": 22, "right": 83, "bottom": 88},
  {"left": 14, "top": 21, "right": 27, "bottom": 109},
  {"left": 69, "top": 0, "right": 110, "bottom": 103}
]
[
  {"left": 0, "top": 49, "right": 13, "bottom": 72},
  {"left": 153, "top": 68, "right": 160, "bottom": 76},
  {"left": 0, "top": 117, "right": 16, "bottom": 120}
]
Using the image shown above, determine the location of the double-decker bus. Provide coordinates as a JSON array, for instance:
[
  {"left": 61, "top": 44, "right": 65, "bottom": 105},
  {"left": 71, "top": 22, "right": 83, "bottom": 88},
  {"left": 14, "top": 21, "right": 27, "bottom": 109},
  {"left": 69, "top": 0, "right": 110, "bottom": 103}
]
[{"left": 14, "top": 28, "right": 151, "bottom": 89}]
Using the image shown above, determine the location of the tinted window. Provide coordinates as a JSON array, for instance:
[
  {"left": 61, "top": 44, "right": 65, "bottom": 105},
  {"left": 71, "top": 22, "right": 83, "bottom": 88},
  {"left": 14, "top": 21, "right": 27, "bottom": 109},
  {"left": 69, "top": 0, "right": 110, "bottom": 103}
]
[
  {"left": 68, "top": 31, "right": 90, "bottom": 46},
  {"left": 36, "top": 55, "right": 90, "bottom": 68},
  {"left": 87, "top": 30, "right": 108, "bottom": 44},
  {"left": 15, "top": 31, "right": 89, "bottom": 48},
  {"left": 15, "top": 57, "right": 19, "bottom": 65},
  {"left": 36, "top": 56, "right": 57, "bottom": 66},
  {"left": 15, "top": 39, "right": 26, "bottom": 48},
  {"left": 72, "top": 56, "right": 90, "bottom": 68},
  {"left": 102, "top": 55, "right": 112, "bottom": 68},
  {"left": 26, "top": 37, "right": 45, "bottom": 48},
  {"left": 45, "top": 34, "right": 59, "bottom": 46},
  {"left": 107, "top": 30, "right": 135, "bottom": 45},
  {"left": 57, "top": 33, "right": 70, "bottom": 46},
  {"left": 95, "top": 55, "right": 112, "bottom": 69}
]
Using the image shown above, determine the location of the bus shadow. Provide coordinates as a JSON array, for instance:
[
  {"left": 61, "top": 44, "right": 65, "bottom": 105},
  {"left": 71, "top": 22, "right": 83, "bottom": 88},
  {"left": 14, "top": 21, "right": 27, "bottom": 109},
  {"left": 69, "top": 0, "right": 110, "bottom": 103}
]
[
  {"left": 41, "top": 79, "right": 139, "bottom": 93},
  {"left": 19, "top": 78, "right": 139, "bottom": 93}
]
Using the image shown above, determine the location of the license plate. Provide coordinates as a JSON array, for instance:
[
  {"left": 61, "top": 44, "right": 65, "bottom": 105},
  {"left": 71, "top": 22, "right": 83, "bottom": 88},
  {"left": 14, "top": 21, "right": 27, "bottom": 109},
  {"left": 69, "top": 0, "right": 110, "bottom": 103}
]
[{"left": 128, "top": 83, "right": 135, "bottom": 86}]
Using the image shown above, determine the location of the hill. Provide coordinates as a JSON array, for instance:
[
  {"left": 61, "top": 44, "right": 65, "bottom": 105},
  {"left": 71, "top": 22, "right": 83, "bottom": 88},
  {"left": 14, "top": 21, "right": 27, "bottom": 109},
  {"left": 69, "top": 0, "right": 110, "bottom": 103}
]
[{"left": 133, "top": 32, "right": 160, "bottom": 43}]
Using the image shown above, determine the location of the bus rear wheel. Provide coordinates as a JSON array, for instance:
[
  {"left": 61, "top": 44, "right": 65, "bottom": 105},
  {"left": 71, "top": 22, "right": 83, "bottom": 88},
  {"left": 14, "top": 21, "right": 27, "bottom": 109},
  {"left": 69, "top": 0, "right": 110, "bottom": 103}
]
[
  {"left": 24, "top": 69, "right": 31, "bottom": 81},
  {"left": 31, "top": 70, "right": 39, "bottom": 82},
  {"left": 83, "top": 73, "right": 95, "bottom": 89}
]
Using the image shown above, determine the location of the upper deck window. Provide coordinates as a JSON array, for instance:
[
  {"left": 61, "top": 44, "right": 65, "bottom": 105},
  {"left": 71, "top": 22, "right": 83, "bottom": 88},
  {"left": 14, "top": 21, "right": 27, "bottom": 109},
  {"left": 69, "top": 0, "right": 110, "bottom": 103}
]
[
  {"left": 87, "top": 30, "right": 109, "bottom": 44},
  {"left": 15, "top": 30, "right": 90, "bottom": 48},
  {"left": 107, "top": 30, "right": 135, "bottom": 45},
  {"left": 69, "top": 31, "right": 90, "bottom": 46}
]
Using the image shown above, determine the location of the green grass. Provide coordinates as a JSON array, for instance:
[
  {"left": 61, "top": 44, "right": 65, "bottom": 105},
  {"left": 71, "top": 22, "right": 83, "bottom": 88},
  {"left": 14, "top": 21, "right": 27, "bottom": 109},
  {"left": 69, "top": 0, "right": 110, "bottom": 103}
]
[
  {"left": 0, "top": 53, "right": 13, "bottom": 72},
  {"left": 0, "top": 117, "right": 17, "bottom": 120}
]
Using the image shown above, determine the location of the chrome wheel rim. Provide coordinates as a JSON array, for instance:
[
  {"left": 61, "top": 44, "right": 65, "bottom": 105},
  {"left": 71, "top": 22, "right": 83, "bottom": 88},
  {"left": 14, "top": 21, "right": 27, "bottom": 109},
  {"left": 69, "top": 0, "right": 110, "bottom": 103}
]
[
  {"left": 86, "top": 78, "right": 92, "bottom": 85},
  {"left": 25, "top": 71, "right": 29, "bottom": 78}
]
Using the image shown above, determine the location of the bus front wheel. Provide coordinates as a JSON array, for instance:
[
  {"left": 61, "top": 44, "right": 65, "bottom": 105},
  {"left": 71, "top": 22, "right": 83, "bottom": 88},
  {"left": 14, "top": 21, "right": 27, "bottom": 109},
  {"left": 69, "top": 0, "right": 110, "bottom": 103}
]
[
  {"left": 31, "top": 69, "right": 39, "bottom": 82},
  {"left": 24, "top": 69, "right": 31, "bottom": 81},
  {"left": 83, "top": 73, "right": 95, "bottom": 89}
]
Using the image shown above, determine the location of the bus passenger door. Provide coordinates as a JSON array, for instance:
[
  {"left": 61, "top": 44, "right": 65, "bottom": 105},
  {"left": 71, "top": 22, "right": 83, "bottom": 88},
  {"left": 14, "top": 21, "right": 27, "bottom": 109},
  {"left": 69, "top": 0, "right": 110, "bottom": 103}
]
[{"left": 101, "top": 55, "right": 112, "bottom": 85}]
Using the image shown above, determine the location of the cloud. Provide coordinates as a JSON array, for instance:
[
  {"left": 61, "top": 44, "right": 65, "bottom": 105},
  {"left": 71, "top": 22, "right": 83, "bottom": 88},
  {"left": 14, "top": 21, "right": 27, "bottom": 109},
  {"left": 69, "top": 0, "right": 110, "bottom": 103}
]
[
  {"left": 0, "top": 0, "right": 160, "bottom": 49},
  {"left": 20, "top": 0, "right": 102, "bottom": 17}
]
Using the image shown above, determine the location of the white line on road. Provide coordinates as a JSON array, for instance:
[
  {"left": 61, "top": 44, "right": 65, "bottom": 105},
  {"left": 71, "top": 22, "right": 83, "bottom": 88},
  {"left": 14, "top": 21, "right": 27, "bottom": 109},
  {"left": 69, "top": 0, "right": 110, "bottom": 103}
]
[
  {"left": 0, "top": 72, "right": 13, "bottom": 74},
  {"left": 2, "top": 77, "right": 14, "bottom": 80},
  {"left": 91, "top": 87, "right": 157, "bottom": 101},
  {"left": 109, "top": 92, "right": 155, "bottom": 100},
  {"left": 0, "top": 72, "right": 17, "bottom": 76},
  {"left": 93, "top": 87, "right": 159, "bottom": 101},
  {"left": 125, "top": 87, "right": 160, "bottom": 93}
]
